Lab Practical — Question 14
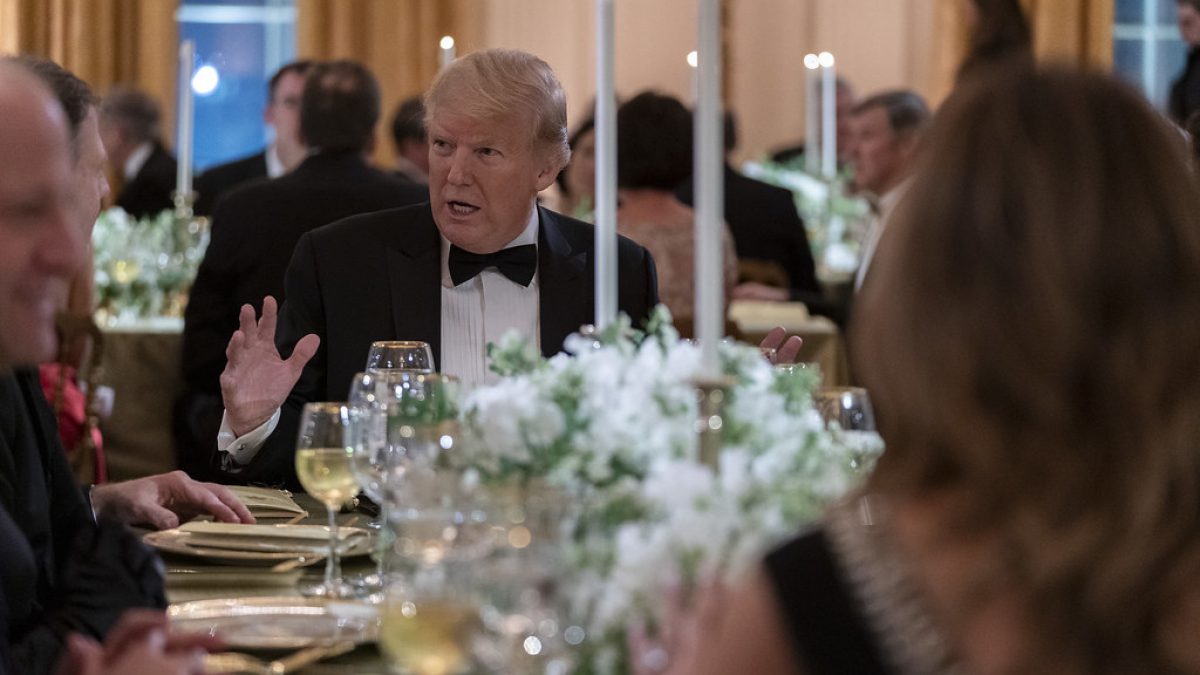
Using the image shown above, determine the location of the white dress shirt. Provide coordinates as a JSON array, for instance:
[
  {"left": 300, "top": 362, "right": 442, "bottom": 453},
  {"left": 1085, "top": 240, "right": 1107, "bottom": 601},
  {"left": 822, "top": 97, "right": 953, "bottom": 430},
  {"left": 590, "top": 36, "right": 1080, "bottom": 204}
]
[
  {"left": 854, "top": 180, "right": 910, "bottom": 291},
  {"left": 217, "top": 203, "right": 542, "bottom": 466},
  {"left": 122, "top": 141, "right": 154, "bottom": 181},
  {"left": 265, "top": 144, "right": 287, "bottom": 179}
]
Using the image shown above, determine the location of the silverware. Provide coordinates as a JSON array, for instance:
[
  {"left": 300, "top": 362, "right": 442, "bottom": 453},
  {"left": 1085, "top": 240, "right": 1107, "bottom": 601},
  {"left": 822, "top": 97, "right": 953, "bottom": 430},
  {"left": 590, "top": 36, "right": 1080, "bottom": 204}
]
[{"left": 204, "top": 640, "right": 355, "bottom": 674}]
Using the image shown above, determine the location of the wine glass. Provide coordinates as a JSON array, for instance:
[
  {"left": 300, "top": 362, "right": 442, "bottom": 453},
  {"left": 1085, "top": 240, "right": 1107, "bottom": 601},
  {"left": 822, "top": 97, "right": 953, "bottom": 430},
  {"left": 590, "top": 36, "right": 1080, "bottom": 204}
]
[
  {"left": 366, "top": 341, "right": 435, "bottom": 372},
  {"left": 812, "top": 386, "right": 876, "bottom": 431},
  {"left": 294, "top": 402, "right": 360, "bottom": 598},
  {"left": 379, "top": 560, "right": 483, "bottom": 675}
]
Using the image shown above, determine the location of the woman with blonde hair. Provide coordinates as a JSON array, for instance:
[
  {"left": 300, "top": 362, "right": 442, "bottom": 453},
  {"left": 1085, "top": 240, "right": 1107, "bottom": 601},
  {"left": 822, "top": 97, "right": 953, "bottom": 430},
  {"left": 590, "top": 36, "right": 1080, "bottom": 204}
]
[{"left": 668, "top": 65, "right": 1200, "bottom": 675}]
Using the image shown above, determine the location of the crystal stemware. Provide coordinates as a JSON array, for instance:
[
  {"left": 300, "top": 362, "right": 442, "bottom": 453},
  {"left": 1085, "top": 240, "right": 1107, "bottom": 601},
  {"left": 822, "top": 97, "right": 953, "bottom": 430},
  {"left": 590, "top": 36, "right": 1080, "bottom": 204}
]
[
  {"left": 366, "top": 340, "right": 435, "bottom": 372},
  {"left": 294, "top": 402, "right": 360, "bottom": 598}
]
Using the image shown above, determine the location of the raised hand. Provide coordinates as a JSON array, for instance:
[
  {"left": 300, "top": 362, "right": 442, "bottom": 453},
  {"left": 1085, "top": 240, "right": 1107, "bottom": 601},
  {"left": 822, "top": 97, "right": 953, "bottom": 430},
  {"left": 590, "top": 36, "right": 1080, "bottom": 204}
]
[
  {"left": 219, "top": 296, "right": 320, "bottom": 436},
  {"left": 759, "top": 326, "right": 803, "bottom": 365}
]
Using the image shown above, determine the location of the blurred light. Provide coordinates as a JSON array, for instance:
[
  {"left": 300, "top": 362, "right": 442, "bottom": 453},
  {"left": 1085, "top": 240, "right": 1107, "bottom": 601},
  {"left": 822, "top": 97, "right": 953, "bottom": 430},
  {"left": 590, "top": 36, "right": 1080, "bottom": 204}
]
[
  {"left": 818, "top": 51, "right": 835, "bottom": 68},
  {"left": 523, "top": 636, "right": 543, "bottom": 656},
  {"left": 564, "top": 626, "right": 586, "bottom": 645},
  {"left": 191, "top": 64, "right": 219, "bottom": 96},
  {"left": 440, "top": 35, "right": 455, "bottom": 50},
  {"left": 686, "top": 50, "right": 698, "bottom": 68},
  {"left": 804, "top": 53, "right": 821, "bottom": 69}
]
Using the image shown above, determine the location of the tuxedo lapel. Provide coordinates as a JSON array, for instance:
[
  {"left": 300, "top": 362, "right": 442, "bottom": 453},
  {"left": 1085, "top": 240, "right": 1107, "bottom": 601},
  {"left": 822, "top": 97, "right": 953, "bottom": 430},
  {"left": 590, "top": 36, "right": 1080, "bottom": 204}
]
[
  {"left": 537, "top": 207, "right": 591, "bottom": 356},
  {"left": 385, "top": 207, "right": 445, "bottom": 368}
]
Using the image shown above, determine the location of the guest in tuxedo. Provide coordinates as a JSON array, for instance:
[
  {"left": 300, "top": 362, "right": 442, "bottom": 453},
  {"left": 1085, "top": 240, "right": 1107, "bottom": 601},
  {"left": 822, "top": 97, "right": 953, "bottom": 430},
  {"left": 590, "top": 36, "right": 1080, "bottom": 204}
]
[
  {"left": 193, "top": 60, "right": 313, "bottom": 216},
  {"left": 615, "top": 91, "right": 735, "bottom": 321},
  {"left": 662, "top": 65, "right": 1200, "bottom": 675},
  {"left": 98, "top": 87, "right": 176, "bottom": 219},
  {"left": 770, "top": 77, "right": 857, "bottom": 166},
  {"left": 389, "top": 95, "right": 430, "bottom": 185},
  {"left": 0, "top": 60, "right": 226, "bottom": 675},
  {"left": 679, "top": 111, "right": 820, "bottom": 301},
  {"left": 177, "top": 60, "right": 427, "bottom": 479},
  {"left": 1172, "top": 0, "right": 1200, "bottom": 124},
  {"left": 212, "top": 49, "right": 660, "bottom": 488},
  {"left": 847, "top": 90, "right": 930, "bottom": 291}
]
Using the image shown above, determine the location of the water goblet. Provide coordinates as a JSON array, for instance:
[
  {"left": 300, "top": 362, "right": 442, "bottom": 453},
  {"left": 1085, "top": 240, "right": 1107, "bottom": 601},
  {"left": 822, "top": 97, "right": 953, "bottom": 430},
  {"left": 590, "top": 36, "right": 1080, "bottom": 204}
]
[
  {"left": 366, "top": 341, "right": 435, "bottom": 372},
  {"left": 294, "top": 402, "right": 361, "bottom": 598}
]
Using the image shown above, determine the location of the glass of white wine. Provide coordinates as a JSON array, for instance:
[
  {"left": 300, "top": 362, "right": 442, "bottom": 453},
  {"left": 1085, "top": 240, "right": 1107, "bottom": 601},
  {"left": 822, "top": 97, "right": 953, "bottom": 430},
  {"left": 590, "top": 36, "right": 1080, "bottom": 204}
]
[
  {"left": 379, "top": 562, "right": 482, "bottom": 675},
  {"left": 295, "top": 402, "right": 361, "bottom": 598},
  {"left": 366, "top": 341, "right": 435, "bottom": 373}
]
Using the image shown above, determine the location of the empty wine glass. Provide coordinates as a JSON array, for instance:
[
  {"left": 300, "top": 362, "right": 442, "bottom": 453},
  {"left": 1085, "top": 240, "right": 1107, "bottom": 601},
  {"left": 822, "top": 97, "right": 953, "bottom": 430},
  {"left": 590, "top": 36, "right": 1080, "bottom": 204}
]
[
  {"left": 366, "top": 341, "right": 435, "bottom": 372},
  {"left": 812, "top": 387, "right": 881, "bottom": 471},
  {"left": 294, "top": 402, "right": 360, "bottom": 598}
]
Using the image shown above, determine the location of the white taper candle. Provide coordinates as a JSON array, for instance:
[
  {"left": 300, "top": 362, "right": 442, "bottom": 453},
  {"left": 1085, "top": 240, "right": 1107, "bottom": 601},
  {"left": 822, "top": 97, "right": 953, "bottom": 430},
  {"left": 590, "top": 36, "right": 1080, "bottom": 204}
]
[
  {"left": 594, "top": 0, "right": 618, "bottom": 329},
  {"left": 695, "top": 0, "right": 724, "bottom": 378}
]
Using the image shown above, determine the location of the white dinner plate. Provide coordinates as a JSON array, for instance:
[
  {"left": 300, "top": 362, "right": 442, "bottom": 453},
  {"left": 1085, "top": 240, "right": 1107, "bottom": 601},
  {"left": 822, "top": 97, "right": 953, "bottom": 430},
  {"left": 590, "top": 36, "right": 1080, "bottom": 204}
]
[{"left": 168, "top": 596, "right": 378, "bottom": 649}]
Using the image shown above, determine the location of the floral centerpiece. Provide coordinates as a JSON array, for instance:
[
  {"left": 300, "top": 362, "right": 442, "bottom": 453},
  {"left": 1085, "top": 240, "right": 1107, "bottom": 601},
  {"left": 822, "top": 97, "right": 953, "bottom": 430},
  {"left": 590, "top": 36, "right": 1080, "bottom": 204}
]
[
  {"left": 92, "top": 207, "right": 209, "bottom": 324},
  {"left": 456, "top": 309, "right": 883, "bottom": 674}
]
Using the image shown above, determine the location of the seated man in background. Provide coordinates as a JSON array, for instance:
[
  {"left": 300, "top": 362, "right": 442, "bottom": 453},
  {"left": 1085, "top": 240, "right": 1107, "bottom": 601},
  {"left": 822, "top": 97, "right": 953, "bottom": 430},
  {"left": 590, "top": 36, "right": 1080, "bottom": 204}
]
[
  {"left": 389, "top": 95, "right": 430, "bottom": 185},
  {"left": 213, "top": 49, "right": 661, "bottom": 489},
  {"left": 178, "top": 59, "right": 428, "bottom": 479},
  {"left": 98, "top": 86, "right": 177, "bottom": 219},
  {"left": 193, "top": 60, "right": 313, "bottom": 216},
  {"left": 0, "top": 59, "right": 225, "bottom": 675}
]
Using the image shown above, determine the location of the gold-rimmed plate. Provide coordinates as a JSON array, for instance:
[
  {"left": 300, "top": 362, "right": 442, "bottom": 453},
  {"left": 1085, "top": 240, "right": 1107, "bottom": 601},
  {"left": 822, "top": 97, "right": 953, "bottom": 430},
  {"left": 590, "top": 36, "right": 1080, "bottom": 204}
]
[{"left": 168, "top": 597, "right": 378, "bottom": 649}]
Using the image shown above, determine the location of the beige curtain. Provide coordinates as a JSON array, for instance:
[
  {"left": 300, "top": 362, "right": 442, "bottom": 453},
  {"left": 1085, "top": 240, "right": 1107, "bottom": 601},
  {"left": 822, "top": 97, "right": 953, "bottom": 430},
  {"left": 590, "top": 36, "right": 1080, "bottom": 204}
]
[
  {"left": 296, "top": 0, "right": 480, "bottom": 167},
  {"left": 0, "top": 0, "right": 177, "bottom": 127},
  {"left": 933, "top": 0, "right": 1113, "bottom": 102}
]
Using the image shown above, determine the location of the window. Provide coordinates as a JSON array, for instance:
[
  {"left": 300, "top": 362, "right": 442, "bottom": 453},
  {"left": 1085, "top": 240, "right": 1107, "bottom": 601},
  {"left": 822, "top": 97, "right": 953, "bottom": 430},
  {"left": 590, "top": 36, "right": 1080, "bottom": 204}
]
[
  {"left": 1113, "top": 0, "right": 1188, "bottom": 110},
  {"left": 177, "top": 0, "right": 297, "bottom": 170}
]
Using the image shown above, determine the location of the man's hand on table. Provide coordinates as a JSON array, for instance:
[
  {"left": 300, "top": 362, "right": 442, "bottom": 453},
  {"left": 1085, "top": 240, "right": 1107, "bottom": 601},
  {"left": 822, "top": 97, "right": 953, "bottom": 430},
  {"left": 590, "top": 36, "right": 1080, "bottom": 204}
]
[
  {"left": 56, "top": 609, "right": 219, "bottom": 675},
  {"left": 219, "top": 296, "right": 319, "bottom": 436},
  {"left": 732, "top": 282, "right": 789, "bottom": 302},
  {"left": 759, "top": 326, "right": 803, "bottom": 365},
  {"left": 90, "top": 471, "right": 255, "bottom": 530}
]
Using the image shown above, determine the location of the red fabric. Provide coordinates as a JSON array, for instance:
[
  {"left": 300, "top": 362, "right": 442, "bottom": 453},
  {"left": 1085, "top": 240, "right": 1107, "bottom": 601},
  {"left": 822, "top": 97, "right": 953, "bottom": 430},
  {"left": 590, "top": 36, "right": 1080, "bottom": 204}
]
[{"left": 37, "top": 363, "right": 106, "bottom": 483}]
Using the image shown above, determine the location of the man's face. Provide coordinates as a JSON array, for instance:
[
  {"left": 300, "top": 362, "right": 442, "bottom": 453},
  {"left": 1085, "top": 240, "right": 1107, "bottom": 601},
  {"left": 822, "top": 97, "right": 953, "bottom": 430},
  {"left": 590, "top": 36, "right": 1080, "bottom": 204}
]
[
  {"left": 265, "top": 70, "right": 306, "bottom": 154},
  {"left": 72, "top": 108, "right": 110, "bottom": 231},
  {"left": 849, "top": 106, "right": 909, "bottom": 196},
  {"left": 1180, "top": 4, "right": 1200, "bottom": 47},
  {"left": 0, "top": 80, "right": 84, "bottom": 366},
  {"left": 428, "top": 105, "right": 559, "bottom": 253}
]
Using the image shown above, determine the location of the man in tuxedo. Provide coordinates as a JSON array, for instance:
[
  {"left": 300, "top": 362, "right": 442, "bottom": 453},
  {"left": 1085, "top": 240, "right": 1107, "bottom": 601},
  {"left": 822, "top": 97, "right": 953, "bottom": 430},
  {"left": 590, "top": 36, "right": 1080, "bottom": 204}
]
[
  {"left": 177, "top": 60, "right": 427, "bottom": 478},
  {"left": 389, "top": 96, "right": 430, "bottom": 185},
  {"left": 98, "top": 87, "right": 176, "bottom": 219},
  {"left": 212, "top": 49, "right": 660, "bottom": 488},
  {"left": 193, "top": 60, "right": 313, "bottom": 216}
]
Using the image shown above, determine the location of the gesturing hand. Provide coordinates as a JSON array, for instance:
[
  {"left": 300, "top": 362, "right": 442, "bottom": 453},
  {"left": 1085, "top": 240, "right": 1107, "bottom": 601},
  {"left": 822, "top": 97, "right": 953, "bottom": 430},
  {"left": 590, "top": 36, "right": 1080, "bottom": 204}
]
[
  {"left": 219, "top": 296, "right": 320, "bottom": 436},
  {"left": 54, "top": 609, "right": 217, "bottom": 675},
  {"left": 90, "top": 471, "right": 256, "bottom": 530},
  {"left": 759, "top": 326, "right": 803, "bottom": 365}
]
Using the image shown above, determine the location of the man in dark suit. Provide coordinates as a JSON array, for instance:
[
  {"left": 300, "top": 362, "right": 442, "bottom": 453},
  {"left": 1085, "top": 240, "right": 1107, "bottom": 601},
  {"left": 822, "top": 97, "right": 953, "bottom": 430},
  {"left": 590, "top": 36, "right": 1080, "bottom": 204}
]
[
  {"left": 389, "top": 95, "right": 430, "bottom": 185},
  {"left": 678, "top": 112, "right": 820, "bottom": 297},
  {"left": 193, "top": 60, "right": 313, "bottom": 216},
  {"left": 97, "top": 87, "right": 176, "bottom": 219},
  {"left": 211, "top": 49, "right": 660, "bottom": 488},
  {"left": 177, "top": 60, "right": 427, "bottom": 478}
]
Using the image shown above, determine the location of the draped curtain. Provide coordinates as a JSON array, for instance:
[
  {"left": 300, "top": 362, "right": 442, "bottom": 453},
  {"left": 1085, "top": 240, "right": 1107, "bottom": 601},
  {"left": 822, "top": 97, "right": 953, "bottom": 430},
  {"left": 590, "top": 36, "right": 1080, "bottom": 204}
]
[
  {"left": 296, "top": 0, "right": 479, "bottom": 167},
  {"left": 933, "top": 0, "right": 1113, "bottom": 101}
]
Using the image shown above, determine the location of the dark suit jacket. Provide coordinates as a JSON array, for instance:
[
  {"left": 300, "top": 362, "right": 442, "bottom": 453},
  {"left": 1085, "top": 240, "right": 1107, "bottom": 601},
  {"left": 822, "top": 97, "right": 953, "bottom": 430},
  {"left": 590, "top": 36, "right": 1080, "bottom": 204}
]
[
  {"left": 0, "top": 371, "right": 164, "bottom": 675},
  {"left": 178, "top": 152, "right": 427, "bottom": 477},
  {"left": 217, "top": 203, "right": 659, "bottom": 489},
  {"left": 193, "top": 150, "right": 269, "bottom": 216},
  {"left": 114, "top": 142, "right": 177, "bottom": 219},
  {"left": 678, "top": 163, "right": 819, "bottom": 294}
]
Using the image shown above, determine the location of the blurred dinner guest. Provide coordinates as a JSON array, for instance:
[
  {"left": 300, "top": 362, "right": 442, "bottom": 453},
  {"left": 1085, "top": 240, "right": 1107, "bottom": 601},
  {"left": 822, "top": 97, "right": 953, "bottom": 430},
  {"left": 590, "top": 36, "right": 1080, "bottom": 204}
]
[
  {"left": 553, "top": 115, "right": 596, "bottom": 219},
  {"left": 1171, "top": 0, "right": 1200, "bottom": 124},
  {"left": 390, "top": 95, "right": 431, "bottom": 185},
  {"left": 0, "top": 60, "right": 227, "bottom": 675},
  {"left": 679, "top": 111, "right": 820, "bottom": 301},
  {"left": 211, "top": 49, "right": 659, "bottom": 489},
  {"left": 98, "top": 86, "right": 176, "bottom": 219},
  {"left": 957, "top": 0, "right": 1032, "bottom": 81},
  {"left": 849, "top": 90, "right": 930, "bottom": 290},
  {"left": 178, "top": 60, "right": 426, "bottom": 480},
  {"left": 193, "top": 60, "right": 313, "bottom": 216},
  {"left": 664, "top": 65, "right": 1200, "bottom": 675},
  {"left": 771, "top": 77, "right": 857, "bottom": 166},
  {"left": 615, "top": 91, "right": 735, "bottom": 320}
]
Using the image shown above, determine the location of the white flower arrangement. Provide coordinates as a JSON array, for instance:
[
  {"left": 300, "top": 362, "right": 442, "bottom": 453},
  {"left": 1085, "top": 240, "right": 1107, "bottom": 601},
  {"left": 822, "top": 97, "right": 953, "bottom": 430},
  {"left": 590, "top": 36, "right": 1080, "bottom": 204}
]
[
  {"left": 457, "top": 309, "right": 883, "bottom": 674},
  {"left": 92, "top": 207, "right": 209, "bottom": 324}
]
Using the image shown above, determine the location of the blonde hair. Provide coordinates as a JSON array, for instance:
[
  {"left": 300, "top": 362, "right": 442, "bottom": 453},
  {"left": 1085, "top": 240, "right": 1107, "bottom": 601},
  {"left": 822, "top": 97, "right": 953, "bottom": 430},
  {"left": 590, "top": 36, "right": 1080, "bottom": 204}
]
[
  {"left": 855, "top": 65, "right": 1200, "bottom": 673},
  {"left": 425, "top": 49, "right": 570, "bottom": 170}
]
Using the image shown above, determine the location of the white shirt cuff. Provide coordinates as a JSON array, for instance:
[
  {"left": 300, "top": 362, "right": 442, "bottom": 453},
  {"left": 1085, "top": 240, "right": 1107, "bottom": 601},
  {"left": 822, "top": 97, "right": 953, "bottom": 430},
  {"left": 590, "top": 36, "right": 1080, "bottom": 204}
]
[{"left": 217, "top": 408, "right": 281, "bottom": 466}]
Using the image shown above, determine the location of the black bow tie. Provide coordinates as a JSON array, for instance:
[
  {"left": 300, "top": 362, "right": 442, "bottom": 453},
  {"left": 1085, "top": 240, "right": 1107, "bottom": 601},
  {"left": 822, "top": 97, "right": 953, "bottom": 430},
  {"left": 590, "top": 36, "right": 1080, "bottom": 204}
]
[{"left": 448, "top": 243, "right": 537, "bottom": 287}]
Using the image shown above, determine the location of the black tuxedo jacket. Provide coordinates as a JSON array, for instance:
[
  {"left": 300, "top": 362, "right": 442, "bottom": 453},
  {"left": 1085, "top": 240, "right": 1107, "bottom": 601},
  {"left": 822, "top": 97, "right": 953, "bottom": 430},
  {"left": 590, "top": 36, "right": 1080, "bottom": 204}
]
[
  {"left": 678, "top": 163, "right": 819, "bottom": 294},
  {"left": 218, "top": 203, "right": 659, "bottom": 489},
  {"left": 0, "top": 371, "right": 163, "bottom": 675},
  {"left": 114, "top": 142, "right": 177, "bottom": 219},
  {"left": 193, "top": 150, "right": 269, "bottom": 216}
]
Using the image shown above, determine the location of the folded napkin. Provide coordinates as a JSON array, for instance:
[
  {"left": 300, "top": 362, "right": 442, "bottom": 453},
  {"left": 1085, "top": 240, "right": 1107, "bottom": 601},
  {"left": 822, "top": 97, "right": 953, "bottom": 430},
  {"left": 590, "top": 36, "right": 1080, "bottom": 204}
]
[
  {"left": 728, "top": 300, "right": 811, "bottom": 332},
  {"left": 227, "top": 486, "right": 308, "bottom": 519},
  {"left": 177, "top": 522, "right": 367, "bottom": 554}
]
